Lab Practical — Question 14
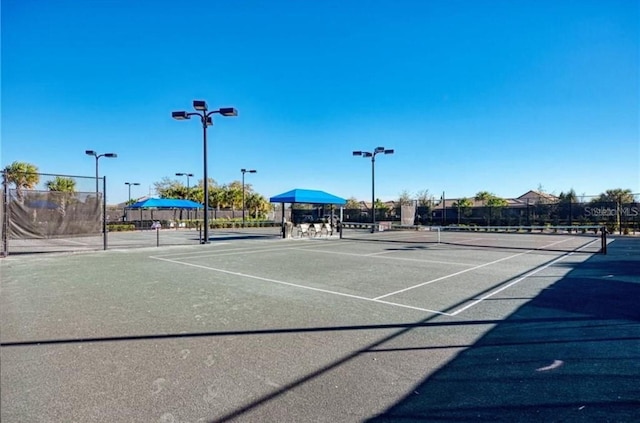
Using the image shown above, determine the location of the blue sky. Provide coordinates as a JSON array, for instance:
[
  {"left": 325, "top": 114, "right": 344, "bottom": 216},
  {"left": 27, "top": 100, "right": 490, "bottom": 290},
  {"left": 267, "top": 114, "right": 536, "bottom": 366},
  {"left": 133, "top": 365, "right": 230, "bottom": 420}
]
[{"left": 2, "top": 0, "right": 638, "bottom": 204}]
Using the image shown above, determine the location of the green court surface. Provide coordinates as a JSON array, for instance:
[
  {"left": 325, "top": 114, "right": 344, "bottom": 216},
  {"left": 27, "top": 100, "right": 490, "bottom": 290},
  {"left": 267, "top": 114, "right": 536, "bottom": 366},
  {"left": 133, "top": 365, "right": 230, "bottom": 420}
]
[{"left": 1, "top": 233, "right": 638, "bottom": 422}]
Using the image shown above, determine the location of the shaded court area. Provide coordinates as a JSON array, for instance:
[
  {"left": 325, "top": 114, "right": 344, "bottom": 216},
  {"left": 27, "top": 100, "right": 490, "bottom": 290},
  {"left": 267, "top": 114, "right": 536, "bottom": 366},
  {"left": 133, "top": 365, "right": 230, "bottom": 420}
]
[{"left": 1, "top": 232, "right": 638, "bottom": 422}]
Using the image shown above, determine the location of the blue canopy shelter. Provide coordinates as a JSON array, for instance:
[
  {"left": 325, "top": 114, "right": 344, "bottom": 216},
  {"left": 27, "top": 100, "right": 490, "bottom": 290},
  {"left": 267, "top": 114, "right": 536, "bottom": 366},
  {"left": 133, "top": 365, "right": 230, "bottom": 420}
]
[
  {"left": 269, "top": 189, "right": 347, "bottom": 205},
  {"left": 128, "top": 198, "right": 203, "bottom": 209},
  {"left": 126, "top": 198, "right": 203, "bottom": 227},
  {"left": 269, "top": 189, "right": 346, "bottom": 238}
]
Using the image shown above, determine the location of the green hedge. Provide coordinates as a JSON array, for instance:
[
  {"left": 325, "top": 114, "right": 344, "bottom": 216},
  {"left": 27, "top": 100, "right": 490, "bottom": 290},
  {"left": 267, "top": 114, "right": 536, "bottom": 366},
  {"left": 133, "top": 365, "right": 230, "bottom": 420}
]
[{"left": 107, "top": 224, "right": 136, "bottom": 232}]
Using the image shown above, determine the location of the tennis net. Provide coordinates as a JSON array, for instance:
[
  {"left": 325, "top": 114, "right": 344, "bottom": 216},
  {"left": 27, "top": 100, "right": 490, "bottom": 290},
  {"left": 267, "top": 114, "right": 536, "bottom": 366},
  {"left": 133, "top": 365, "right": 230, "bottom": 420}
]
[{"left": 339, "top": 224, "right": 607, "bottom": 254}]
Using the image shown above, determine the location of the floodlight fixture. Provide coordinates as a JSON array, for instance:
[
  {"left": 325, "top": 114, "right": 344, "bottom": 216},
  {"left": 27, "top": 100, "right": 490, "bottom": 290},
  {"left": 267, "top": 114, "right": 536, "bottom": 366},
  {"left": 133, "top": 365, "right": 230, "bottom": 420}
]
[
  {"left": 172, "top": 111, "right": 190, "bottom": 120},
  {"left": 193, "top": 100, "right": 208, "bottom": 111},
  {"left": 351, "top": 146, "right": 395, "bottom": 233},
  {"left": 171, "top": 99, "right": 238, "bottom": 244},
  {"left": 218, "top": 107, "right": 238, "bottom": 117}
]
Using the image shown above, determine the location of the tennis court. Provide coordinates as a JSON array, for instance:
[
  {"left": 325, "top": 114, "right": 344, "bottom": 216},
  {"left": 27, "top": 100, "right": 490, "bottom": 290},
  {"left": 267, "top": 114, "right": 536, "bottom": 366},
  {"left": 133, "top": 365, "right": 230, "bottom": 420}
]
[{"left": 1, "top": 230, "right": 638, "bottom": 422}]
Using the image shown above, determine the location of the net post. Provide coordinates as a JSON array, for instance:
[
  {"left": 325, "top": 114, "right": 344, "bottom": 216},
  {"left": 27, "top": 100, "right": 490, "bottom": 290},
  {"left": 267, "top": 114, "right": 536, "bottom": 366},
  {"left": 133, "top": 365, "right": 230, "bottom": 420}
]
[{"left": 601, "top": 225, "right": 607, "bottom": 255}]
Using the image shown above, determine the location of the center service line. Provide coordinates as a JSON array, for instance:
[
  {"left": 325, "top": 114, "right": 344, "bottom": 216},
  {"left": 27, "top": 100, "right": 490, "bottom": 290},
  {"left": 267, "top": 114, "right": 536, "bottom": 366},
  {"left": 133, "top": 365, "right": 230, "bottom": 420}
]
[{"left": 150, "top": 256, "right": 450, "bottom": 315}]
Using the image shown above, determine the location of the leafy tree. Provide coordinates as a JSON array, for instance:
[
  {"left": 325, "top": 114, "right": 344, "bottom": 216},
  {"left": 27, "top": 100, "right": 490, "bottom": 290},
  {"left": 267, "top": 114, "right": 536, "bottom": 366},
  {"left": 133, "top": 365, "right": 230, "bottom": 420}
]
[
  {"left": 154, "top": 177, "right": 184, "bottom": 199},
  {"left": 222, "top": 181, "right": 243, "bottom": 210},
  {"left": 591, "top": 188, "right": 635, "bottom": 234},
  {"left": 558, "top": 189, "right": 578, "bottom": 203},
  {"left": 557, "top": 189, "right": 578, "bottom": 225},
  {"left": 245, "top": 192, "right": 271, "bottom": 219},
  {"left": 3, "top": 161, "right": 40, "bottom": 201},
  {"left": 398, "top": 190, "right": 413, "bottom": 206},
  {"left": 453, "top": 197, "right": 474, "bottom": 223},
  {"left": 592, "top": 188, "right": 634, "bottom": 204},
  {"left": 210, "top": 186, "right": 225, "bottom": 210},
  {"left": 474, "top": 191, "right": 507, "bottom": 225},
  {"left": 374, "top": 198, "right": 388, "bottom": 216},
  {"left": 415, "top": 189, "right": 431, "bottom": 207},
  {"left": 346, "top": 197, "right": 360, "bottom": 209}
]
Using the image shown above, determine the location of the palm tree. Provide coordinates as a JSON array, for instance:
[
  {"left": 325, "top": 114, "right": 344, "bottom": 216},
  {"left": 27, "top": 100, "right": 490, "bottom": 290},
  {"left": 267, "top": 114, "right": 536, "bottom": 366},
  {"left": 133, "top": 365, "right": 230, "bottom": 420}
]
[
  {"left": 474, "top": 191, "right": 494, "bottom": 225},
  {"left": 453, "top": 197, "right": 474, "bottom": 224},
  {"left": 46, "top": 176, "right": 76, "bottom": 216},
  {"left": 46, "top": 176, "right": 76, "bottom": 192},
  {"left": 3, "top": 161, "right": 40, "bottom": 201}
]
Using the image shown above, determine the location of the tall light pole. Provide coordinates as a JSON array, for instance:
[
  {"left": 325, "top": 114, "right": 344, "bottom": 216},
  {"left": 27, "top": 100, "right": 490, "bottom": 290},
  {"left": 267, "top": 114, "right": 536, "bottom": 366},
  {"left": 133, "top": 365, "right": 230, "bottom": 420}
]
[
  {"left": 124, "top": 182, "right": 140, "bottom": 222},
  {"left": 353, "top": 147, "right": 394, "bottom": 232},
  {"left": 172, "top": 100, "right": 237, "bottom": 244},
  {"left": 125, "top": 182, "right": 140, "bottom": 204},
  {"left": 241, "top": 168, "right": 257, "bottom": 227},
  {"left": 175, "top": 172, "right": 194, "bottom": 198},
  {"left": 176, "top": 172, "right": 194, "bottom": 221},
  {"left": 85, "top": 150, "right": 117, "bottom": 193}
]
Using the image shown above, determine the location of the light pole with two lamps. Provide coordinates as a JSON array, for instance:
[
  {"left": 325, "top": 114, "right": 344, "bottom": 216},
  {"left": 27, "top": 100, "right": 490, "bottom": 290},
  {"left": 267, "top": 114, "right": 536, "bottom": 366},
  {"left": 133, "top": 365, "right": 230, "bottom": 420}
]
[
  {"left": 172, "top": 100, "right": 237, "bottom": 244},
  {"left": 85, "top": 150, "right": 117, "bottom": 193},
  {"left": 352, "top": 147, "right": 394, "bottom": 232},
  {"left": 241, "top": 168, "right": 257, "bottom": 227},
  {"left": 124, "top": 182, "right": 140, "bottom": 222},
  {"left": 176, "top": 172, "right": 194, "bottom": 220},
  {"left": 85, "top": 150, "right": 117, "bottom": 250}
]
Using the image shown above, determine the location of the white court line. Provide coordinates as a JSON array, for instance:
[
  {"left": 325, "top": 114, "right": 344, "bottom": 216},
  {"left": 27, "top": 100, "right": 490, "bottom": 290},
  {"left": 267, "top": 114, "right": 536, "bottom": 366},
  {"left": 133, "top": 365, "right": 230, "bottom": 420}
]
[
  {"left": 150, "top": 255, "right": 450, "bottom": 315},
  {"left": 292, "top": 247, "right": 474, "bottom": 267},
  {"left": 57, "top": 239, "right": 90, "bottom": 245},
  {"left": 372, "top": 237, "right": 575, "bottom": 301},
  {"left": 150, "top": 242, "right": 333, "bottom": 260},
  {"left": 450, "top": 238, "right": 603, "bottom": 315}
]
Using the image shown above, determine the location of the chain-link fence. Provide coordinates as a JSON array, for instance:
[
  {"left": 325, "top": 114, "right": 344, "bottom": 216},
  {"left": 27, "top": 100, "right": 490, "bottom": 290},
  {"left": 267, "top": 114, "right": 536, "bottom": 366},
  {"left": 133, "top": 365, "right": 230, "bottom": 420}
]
[
  {"left": 2, "top": 172, "right": 105, "bottom": 256},
  {"left": 342, "top": 194, "right": 640, "bottom": 235}
]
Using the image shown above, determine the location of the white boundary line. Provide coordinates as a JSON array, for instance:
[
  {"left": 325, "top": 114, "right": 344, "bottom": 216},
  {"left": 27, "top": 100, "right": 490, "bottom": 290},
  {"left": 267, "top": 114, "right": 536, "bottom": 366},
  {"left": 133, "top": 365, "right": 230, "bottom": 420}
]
[
  {"left": 149, "top": 236, "right": 606, "bottom": 316},
  {"left": 449, "top": 238, "right": 604, "bottom": 315},
  {"left": 372, "top": 237, "right": 574, "bottom": 300},
  {"left": 291, "top": 247, "right": 475, "bottom": 267},
  {"left": 149, "top": 256, "right": 450, "bottom": 315},
  {"left": 149, "top": 242, "right": 326, "bottom": 259}
]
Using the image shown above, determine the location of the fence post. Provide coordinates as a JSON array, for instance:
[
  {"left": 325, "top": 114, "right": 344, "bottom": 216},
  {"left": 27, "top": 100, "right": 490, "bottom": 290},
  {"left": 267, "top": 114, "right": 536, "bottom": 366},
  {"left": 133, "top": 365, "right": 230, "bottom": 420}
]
[
  {"left": 103, "top": 176, "right": 108, "bottom": 250},
  {"left": 2, "top": 171, "right": 8, "bottom": 257}
]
